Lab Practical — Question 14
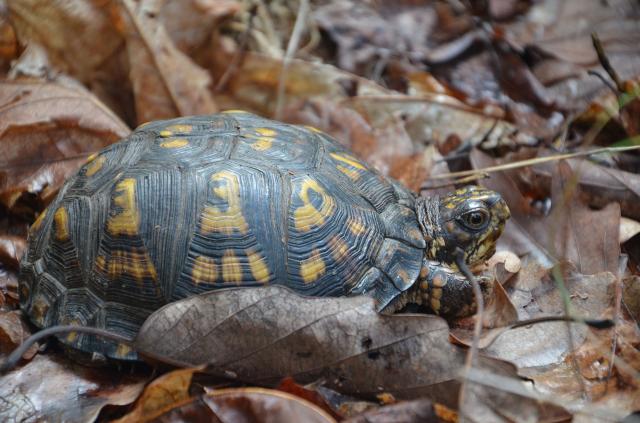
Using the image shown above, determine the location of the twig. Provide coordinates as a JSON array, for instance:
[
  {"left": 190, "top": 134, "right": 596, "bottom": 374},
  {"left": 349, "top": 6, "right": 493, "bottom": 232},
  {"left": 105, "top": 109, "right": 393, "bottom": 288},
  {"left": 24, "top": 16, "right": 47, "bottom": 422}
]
[
  {"left": 591, "top": 32, "right": 624, "bottom": 93},
  {"left": 274, "top": 0, "right": 309, "bottom": 120},
  {"left": 423, "top": 144, "right": 640, "bottom": 181},
  {"left": 454, "top": 247, "right": 485, "bottom": 408}
]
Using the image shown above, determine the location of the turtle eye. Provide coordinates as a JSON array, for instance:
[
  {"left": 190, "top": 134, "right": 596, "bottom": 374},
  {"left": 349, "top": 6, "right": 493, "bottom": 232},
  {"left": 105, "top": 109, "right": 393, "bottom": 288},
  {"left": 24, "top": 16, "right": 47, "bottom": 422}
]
[{"left": 459, "top": 209, "right": 490, "bottom": 231}]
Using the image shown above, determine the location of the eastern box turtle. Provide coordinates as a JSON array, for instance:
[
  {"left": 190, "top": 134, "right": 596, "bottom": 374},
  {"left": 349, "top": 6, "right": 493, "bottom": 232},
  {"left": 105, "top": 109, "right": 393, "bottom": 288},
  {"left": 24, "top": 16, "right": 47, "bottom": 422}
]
[{"left": 19, "top": 111, "right": 510, "bottom": 360}]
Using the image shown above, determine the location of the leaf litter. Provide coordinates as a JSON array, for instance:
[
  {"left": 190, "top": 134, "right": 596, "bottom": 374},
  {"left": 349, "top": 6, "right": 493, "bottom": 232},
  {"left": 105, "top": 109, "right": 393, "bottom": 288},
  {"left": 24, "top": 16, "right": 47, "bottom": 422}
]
[{"left": 0, "top": 0, "right": 639, "bottom": 421}]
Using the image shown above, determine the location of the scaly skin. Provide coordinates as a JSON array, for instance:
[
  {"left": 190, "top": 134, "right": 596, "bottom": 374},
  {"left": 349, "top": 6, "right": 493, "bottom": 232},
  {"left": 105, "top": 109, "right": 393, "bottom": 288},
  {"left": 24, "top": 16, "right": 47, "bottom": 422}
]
[{"left": 392, "top": 186, "right": 510, "bottom": 317}]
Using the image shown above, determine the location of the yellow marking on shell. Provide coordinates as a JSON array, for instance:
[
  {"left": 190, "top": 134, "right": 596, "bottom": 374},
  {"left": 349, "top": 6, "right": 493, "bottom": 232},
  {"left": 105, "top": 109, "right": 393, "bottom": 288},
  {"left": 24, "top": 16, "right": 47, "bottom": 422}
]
[
  {"left": 293, "top": 178, "right": 335, "bottom": 232},
  {"left": 430, "top": 298, "right": 441, "bottom": 313},
  {"left": 66, "top": 330, "right": 78, "bottom": 343},
  {"left": 96, "top": 250, "right": 158, "bottom": 283},
  {"left": 300, "top": 249, "right": 326, "bottom": 284},
  {"left": 347, "top": 217, "right": 366, "bottom": 236},
  {"left": 256, "top": 128, "right": 277, "bottom": 137},
  {"left": 160, "top": 139, "right": 189, "bottom": 148},
  {"left": 337, "top": 164, "right": 360, "bottom": 181},
  {"left": 86, "top": 152, "right": 99, "bottom": 163},
  {"left": 54, "top": 207, "right": 70, "bottom": 241},
  {"left": 85, "top": 155, "right": 106, "bottom": 176},
  {"left": 116, "top": 343, "right": 132, "bottom": 357},
  {"left": 445, "top": 202, "right": 456, "bottom": 209},
  {"left": 30, "top": 208, "right": 48, "bottom": 233},
  {"left": 330, "top": 152, "right": 366, "bottom": 170},
  {"left": 397, "top": 269, "right": 410, "bottom": 284},
  {"left": 30, "top": 296, "right": 49, "bottom": 325},
  {"left": 251, "top": 137, "right": 273, "bottom": 151},
  {"left": 222, "top": 109, "right": 247, "bottom": 114},
  {"left": 192, "top": 255, "right": 218, "bottom": 284},
  {"left": 304, "top": 125, "right": 322, "bottom": 133},
  {"left": 222, "top": 250, "right": 243, "bottom": 283},
  {"left": 200, "top": 171, "right": 249, "bottom": 235},
  {"left": 107, "top": 178, "right": 140, "bottom": 236},
  {"left": 329, "top": 236, "right": 349, "bottom": 262},
  {"left": 247, "top": 249, "right": 270, "bottom": 283},
  {"left": 168, "top": 124, "right": 193, "bottom": 133},
  {"left": 159, "top": 130, "right": 173, "bottom": 137}
]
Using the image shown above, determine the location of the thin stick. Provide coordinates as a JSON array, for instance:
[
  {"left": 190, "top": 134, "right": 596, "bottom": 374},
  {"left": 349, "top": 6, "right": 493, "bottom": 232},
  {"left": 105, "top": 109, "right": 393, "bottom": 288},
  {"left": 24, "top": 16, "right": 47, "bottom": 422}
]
[
  {"left": 424, "top": 144, "right": 640, "bottom": 181},
  {"left": 274, "top": 0, "right": 309, "bottom": 120},
  {"left": 591, "top": 32, "right": 624, "bottom": 93},
  {"left": 455, "top": 247, "right": 484, "bottom": 409},
  {"left": 0, "top": 325, "right": 134, "bottom": 374}
]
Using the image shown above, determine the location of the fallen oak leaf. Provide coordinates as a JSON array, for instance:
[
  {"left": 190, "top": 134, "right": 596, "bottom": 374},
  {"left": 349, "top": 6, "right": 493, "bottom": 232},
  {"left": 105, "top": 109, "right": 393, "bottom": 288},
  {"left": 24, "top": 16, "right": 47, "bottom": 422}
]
[
  {"left": 113, "top": 0, "right": 218, "bottom": 124},
  {"left": 0, "top": 353, "right": 147, "bottom": 422},
  {"left": 134, "top": 286, "right": 469, "bottom": 403},
  {"left": 0, "top": 79, "right": 130, "bottom": 213}
]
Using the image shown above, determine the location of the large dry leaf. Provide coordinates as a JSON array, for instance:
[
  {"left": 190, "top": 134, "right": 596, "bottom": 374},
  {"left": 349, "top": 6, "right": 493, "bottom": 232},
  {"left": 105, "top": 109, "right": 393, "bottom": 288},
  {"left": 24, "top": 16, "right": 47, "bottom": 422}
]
[
  {"left": 117, "top": 369, "right": 336, "bottom": 423},
  {"left": 5, "top": 0, "right": 122, "bottom": 81},
  {"left": 136, "top": 286, "right": 469, "bottom": 404},
  {"left": 0, "top": 354, "right": 147, "bottom": 422},
  {"left": 506, "top": 0, "right": 640, "bottom": 108},
  {"left": 115, "top": 0, "right": 218, "bottom": 123},
  {"left": 473, "top": 151, "right": 621, "bottom": 274},
  {"left": 0, "top": 80, "right": 130, "bottom": 212}
]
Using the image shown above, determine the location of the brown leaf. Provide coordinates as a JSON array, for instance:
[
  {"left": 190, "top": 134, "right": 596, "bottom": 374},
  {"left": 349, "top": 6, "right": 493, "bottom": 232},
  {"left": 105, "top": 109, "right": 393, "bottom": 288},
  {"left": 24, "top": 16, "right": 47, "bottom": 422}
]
[
  {"left": 115, "top": 367, "right": 199, "bottom": 423},
  {"left": 5, "top": 0, "right": 122, "bottom": 81},
  {"left": 0, "top": 235, "right": 25, "bottom": 270},
  {"left": 276, "top": 377, "right": 343, "bottom": 420},
  {"left": 147, "top": 387, "right": 337, "bottom": 423},
  {"left": 0, "top": 79, "right": 130, "bottom": 213},
  {"left": 342, "top": 399, "right": 438, "bottom": 423},
  {"left": 136, "top": 286, "right": 467, "bottom": 404},
  {"left": 160, "top": 0, "right": 240, "bottom": 54},
  {"left": 0, "top": 310, "right": 36, "bottom": 360},
  {"left": 114, "top": 0, "right": 218, "bottom": 124},
  {"left": 0, "top": 354, "right": 147, "bottom": 422},
  {"left": 473, "top": 150, "right": 621, "bottom": 275}
]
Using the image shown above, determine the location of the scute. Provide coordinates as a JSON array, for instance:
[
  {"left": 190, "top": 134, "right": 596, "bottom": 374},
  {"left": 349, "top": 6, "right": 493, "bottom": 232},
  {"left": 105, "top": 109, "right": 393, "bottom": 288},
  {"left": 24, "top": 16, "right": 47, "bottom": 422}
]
[{"left": 19, "top": 112, "right": 426, "bottom": 360}]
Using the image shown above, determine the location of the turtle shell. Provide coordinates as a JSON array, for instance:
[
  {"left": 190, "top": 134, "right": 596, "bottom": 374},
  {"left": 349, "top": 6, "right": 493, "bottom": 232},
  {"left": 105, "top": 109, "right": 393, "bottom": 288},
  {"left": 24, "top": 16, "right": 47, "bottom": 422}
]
[{"left": 19, "top": 111, "right": 426, "bottom": 359}]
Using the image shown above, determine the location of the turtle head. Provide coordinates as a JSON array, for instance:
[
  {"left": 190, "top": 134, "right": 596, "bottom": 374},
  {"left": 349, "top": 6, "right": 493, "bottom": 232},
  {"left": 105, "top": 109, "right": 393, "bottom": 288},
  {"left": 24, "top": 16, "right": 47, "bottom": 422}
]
[{"left": 418, "top": 186, "right": 510, "bottom": 268}]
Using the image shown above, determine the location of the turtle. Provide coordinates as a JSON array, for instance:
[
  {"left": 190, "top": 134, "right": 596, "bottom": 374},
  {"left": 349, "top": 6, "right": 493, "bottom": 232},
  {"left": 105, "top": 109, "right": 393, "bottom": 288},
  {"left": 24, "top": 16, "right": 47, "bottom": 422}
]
[{"left": 19, "top": 111, "right": 510, "bottom": 361}]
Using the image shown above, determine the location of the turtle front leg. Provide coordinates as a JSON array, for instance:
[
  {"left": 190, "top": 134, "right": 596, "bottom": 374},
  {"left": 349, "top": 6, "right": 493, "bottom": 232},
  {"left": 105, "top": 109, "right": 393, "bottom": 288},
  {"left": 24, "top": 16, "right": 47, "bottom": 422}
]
[{"left": 417, "top": 259, "right": 492, "bottom": 318}]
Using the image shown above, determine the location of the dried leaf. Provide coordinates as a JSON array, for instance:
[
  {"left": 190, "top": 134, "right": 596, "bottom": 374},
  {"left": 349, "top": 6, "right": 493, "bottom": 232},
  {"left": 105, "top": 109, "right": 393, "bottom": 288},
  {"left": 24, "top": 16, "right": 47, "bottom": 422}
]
[
  {"left": 136, "top": 286, "right": 467, "bottom": 403},
  {"left": 115, "top": 0, "right": 218, "bottom": 123},
  {"left": 115, "top": 367, "right": 199, "bottom": 423},
  {"left": 5, "top": 0, "right": 122, "bottom": 80},
  {"left": 146, "top": 386, "right": 337, "bottom": 423},
  {"left": 0, "top": 354, "right": 147, "bottom": 422},
  {"left": 0, "top": 310, "right": 36, "bottom": 359},
  {"left": 342, "top": 399, "right": 438, "bottom": 423},
  {"left": 0, "top": 80, "right": 130, "bottom": 212},
  {"left": 473, "top": 151, "right": 621, "bottom": 274}
]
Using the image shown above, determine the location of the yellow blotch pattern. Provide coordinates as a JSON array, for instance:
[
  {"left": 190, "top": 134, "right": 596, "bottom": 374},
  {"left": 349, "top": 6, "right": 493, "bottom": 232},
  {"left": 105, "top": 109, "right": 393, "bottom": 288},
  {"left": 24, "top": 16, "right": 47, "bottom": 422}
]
[
  {"left": 304, "top": 125, "right": 323, "bottom": 133},
  {"left": 300, "top": 249, "right": 326, "bottom": 284},
  {"left": 247, "top": 249, "right": 270, "bottom": 283},
  {"left": 85, "top": 155, "right": 106, "bottom": 176},
  {"left": 251, "top": 138, "right": 273, "bottom": 151},
  {"left": 330, "top": 152, "right": 366, "bottom": 170},
  {"left": 293, "top": 178, "right": 335, "bottom": 232},
  {"left": 107, "top": 178, "right": 140, "bottom": 236},
  {"left": 95, "top": 250, "right": 158, "bottom": 283},
  {"left": 54, "top": 207, "right": 70, "bottom": 241},
  {"left": 115, "top": 343, "right": 132, "bottom": 358},
  {"left": 329, "top": 236, "right": 349, "bottom": 262},
  {"left": 222, "top": 109, "right": 248, "bottom": 114},
  {"left": 30, "top": 207, "right": 48, "bottom": 233},
  {"left": 347, "top": 217, "right": 365, "bottom": 236},
  {"left": 159, "top": 124, "right": 193, "bottom": 138},
  {"left": 200, "top": 171, "right": 250, "bottom": 235},
  {"left": 222, "top": 250, "right": 243, "bottom": 283},
  {"left": 255, "top": 128, "right": 277, "bottom": 137},
  {"left": 160, "top": 139, "right": 189, "bottom": 148},
  {"left": 192, "top": 255, "right": 218, "bottom": 284}
]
